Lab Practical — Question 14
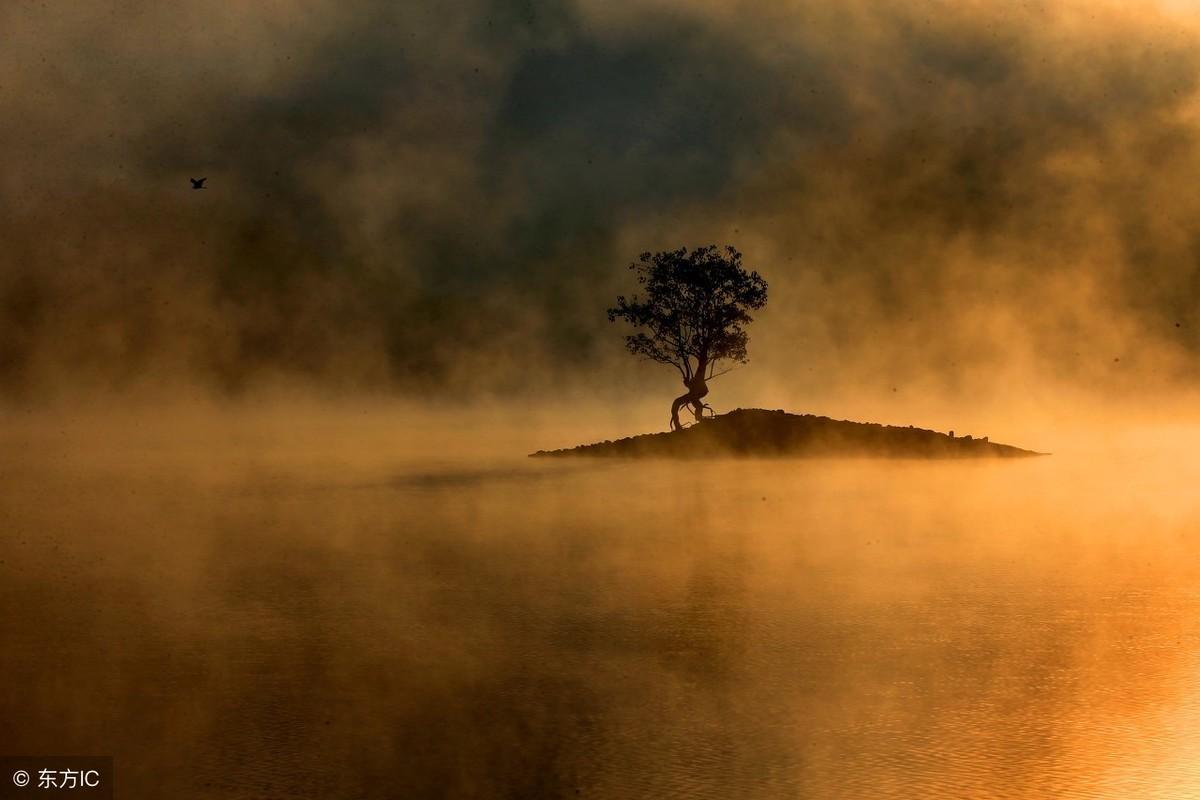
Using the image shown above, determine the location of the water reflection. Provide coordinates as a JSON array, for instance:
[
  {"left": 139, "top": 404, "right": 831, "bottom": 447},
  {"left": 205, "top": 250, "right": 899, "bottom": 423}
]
[{"left": 2, "top": 448, "right": 1200, "bottom": 798}]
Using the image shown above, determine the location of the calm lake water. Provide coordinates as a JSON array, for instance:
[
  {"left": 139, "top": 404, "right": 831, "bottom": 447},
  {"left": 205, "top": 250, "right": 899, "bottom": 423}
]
[{"left": 4, "top": 424, "right": 1200, "bottom": 798}]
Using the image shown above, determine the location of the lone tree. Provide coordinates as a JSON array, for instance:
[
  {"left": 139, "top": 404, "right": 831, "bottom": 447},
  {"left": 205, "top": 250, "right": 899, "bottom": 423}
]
[{"left": 608, "top": 245, "right": 768, "bottom": 431}]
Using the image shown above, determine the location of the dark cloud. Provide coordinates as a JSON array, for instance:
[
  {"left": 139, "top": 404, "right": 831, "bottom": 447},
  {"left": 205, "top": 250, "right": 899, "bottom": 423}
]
[{"left": 3, "top": 0, "right": 1200, "bottom": 402}]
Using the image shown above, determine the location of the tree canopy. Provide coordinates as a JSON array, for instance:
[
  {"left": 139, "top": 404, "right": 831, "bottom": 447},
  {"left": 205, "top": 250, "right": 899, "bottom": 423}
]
[{"left": 608, "top": 245, "right": 768, "bottom": 429}]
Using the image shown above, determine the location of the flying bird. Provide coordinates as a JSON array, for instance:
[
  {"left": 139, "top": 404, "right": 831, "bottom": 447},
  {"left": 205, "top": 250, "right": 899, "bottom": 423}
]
[{"left": 190, "top": 178, "right": 207, "bottom": 190}]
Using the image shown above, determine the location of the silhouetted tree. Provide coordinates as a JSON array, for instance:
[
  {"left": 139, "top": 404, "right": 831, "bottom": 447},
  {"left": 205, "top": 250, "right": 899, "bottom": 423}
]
[{"left": 608, "top": 245, "right": 768, "bottom": 431}]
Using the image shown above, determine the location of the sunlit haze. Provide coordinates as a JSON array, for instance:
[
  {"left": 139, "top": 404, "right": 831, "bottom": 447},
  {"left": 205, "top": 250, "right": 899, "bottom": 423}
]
[{"left": 4, "top": 0, "right": 1200, "bottom": 797}]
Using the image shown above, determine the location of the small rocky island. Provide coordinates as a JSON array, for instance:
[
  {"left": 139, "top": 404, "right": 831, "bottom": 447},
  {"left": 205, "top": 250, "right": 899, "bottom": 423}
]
[{"left": 531, "top": 408, "right": 1043, "bottom": 459}]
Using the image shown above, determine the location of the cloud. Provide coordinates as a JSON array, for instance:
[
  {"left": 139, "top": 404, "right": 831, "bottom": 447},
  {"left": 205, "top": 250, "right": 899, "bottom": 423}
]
[{"left": 3, "top": 0, "right": 1200, "bottom": 406}]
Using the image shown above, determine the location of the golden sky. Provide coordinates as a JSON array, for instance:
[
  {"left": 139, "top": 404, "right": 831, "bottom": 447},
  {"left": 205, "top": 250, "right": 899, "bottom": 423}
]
[{"left": 2, "top": 0, "right": 1200, "bottom": 414}]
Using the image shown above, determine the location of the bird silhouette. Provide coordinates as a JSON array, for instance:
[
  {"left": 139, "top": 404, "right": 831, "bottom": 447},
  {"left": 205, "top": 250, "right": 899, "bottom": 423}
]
[{"left": 190, "top": 178, "right": 207, "bottom": 190}]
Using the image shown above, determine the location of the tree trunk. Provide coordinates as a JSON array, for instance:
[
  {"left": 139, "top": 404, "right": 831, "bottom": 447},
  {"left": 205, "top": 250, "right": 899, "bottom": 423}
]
[
  {"left": 669, "top": 392, "right": 689, "bottom": 431},
  {"left": 669, "top": 374, "right": 710, "bottom": 431}
]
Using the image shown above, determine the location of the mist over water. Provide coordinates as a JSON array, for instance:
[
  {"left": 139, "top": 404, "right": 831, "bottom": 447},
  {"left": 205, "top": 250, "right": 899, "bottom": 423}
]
[{"left": 4, "top": 408, "right": 1200, "bottom": 799}]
